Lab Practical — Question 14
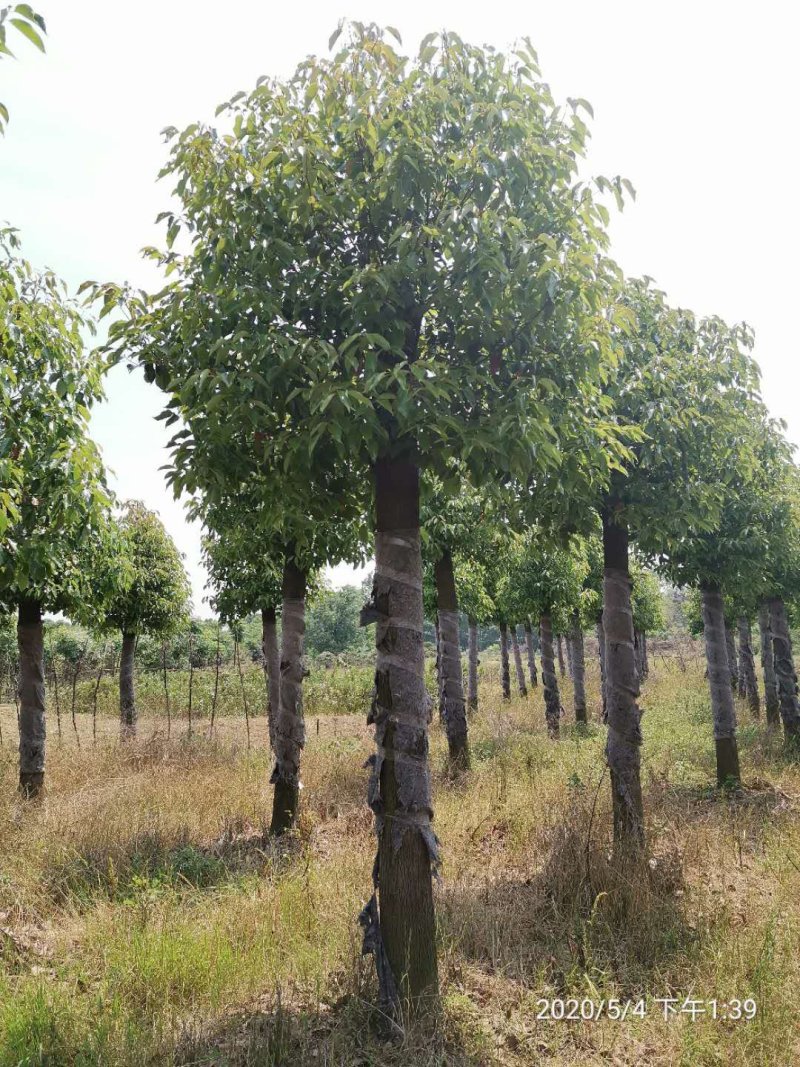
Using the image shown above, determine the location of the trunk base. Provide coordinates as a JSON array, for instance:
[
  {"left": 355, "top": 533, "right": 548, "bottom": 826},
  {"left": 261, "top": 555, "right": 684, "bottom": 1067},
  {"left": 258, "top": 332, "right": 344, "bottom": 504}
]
[
  {"left": 715, "top": 737, "right": 741, "bottom": 788},
  {"left": 19, "top": 771, "right": 44, "bottom": 799},
  {"left": 270, "top": 779, "right": 299, "bottom": 834},
  {"left": 446, "top": 738, "right": 470, "bottom": 776}
]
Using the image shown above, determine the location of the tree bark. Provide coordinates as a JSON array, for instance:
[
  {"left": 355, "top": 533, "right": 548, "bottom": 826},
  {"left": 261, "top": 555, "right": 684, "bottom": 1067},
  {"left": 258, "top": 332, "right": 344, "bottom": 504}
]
[
  {"left": 434, "top": 550, "right": 469, "bottom": 771},
  {"left": 539, "top": 612, "right": 560, "bottom": 738},
  {"left": 467, "top": 617, "right": 479, "bottom": 712},
  {"left": 119, "top": 632, "right": 137, "bottom": 739},
  {"left": 499, "top": 623, "right": 511, "bottom": 700},
  {"left": 758, "top": 601, "right": 780, "bottom": 727},
  {"left": 641, "top": 632, "right": 649, "bottom": 679},
  {"left": 434, "top": 614, "right": 444, "bottom": 722},
  {"left": 633, "top": 632, "right": 643, "bottom": 685},
  {"left": 523, "top": 620, "right": 538, "bottom": 688},
  {"left": 701, "top": 585, "right": 741, "bottom": 786},
  {"left": 510, "top": 626, "right": 528, "bottom": 697},
  {"left": 725, "top": 622, "right": 739, "bottom": 697},
  {"left": 565, "top": 631, "right": 574, "bottom": 680},
  {"left": 261, "top": 606, "right": 280, "bottom": 752},
  {"left": 556, "top": 633, "right": 566, "bottom": 676},
  {"left": 18, "top": 598, "right": 45, "bottom": 797},
  {"left": 360, "top": 456, "right": 438, "bottom": 1015},
  {"left": 602, "top": 514, "right": 645, "bottom": 850},
  {"left": 596, "top": 616, "right": 607, "bottom": 723},
  {"left": 270, "top": 558, "right": 307, "bottom": 834},
  {"left": 768, "top": 596, "right": 800, "bottom": 750},
  {"left": 571, "top": 611, "right": 587, "bottom": 724},
  {"left": 737, "top": 616, "right": 760, "bottom": 716},
  {"left": 736, "top": 624, "right": 748, "bottom": 698}
]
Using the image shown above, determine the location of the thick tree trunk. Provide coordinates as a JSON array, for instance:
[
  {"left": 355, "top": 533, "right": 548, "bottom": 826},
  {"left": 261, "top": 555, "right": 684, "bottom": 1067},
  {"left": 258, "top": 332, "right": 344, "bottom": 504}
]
[
  {"left": 571, "top": 611, "right": 587, "bottom": 724},
  {"left": 270, "top": 559, "right": 307, "bottom": 834},
  {"left": 768, "top": 596, "right": 800, "bottom": 749},
  {"left": 467, "top": 617, "right": 479, "bottom": 712},
  {"left": 499, "top": 623, "right": 511, "bottom": 700},
  {"left": 510, "top": 626, "right": 528, "bottom": 697},
  {"left": 119, "top": 632, "right": 137, "bottom": 739},
  {"left": 737, "top": 616, "right": 760, "bottom": 716},
  {"left": 18, "top": 599, "right": 45, "bottom": 797},
  {"left": 701, "top": 586, "right": 741, "bottom": 786},
  {"left": 556, "top": 633, "right": 566, "bottom": 676},
  {"left": 596, "top": 616, "right": 608, "bottom": 723},
  {"left": 434, "top": 550, "right": 469, "bottom": 771},
  {"left": 359, "top": 456, "right": 438, "bottom": 1015},
  {"left": 523, "top": 620, "right": 538, "bottom": 688},
  {"left": 725, "top": 622, "right": 739, "bottom": 696},
  {"left": 759, "top": 601, "right": 780, "bottom": 727},
  {"left": 602, "top": 514, "right": 645, "bottom": 850},
  {"left": 261, "top": 606, "right": 280, "bottom": 752},
  {"left": 539, "top": 613, "right": 560, "bottom": 738}
]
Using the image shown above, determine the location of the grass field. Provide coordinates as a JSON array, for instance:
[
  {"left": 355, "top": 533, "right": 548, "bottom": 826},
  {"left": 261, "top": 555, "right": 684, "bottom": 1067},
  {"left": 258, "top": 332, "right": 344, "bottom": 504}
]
[{"left": 1, "top": 651, "right": 798, "bottom": 1065}]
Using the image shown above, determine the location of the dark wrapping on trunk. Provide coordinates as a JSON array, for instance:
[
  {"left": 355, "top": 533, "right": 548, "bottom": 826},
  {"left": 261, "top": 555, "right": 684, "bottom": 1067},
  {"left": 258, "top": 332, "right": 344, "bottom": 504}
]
[
  {"left": 701, "top": 585, "right": 741, "bottom": 786},
  {"left": 18, "top": 599, "right": 45, "bottom": 797},
  {"left": 539, "top": 613, "right": 560, "bottom": 738}
]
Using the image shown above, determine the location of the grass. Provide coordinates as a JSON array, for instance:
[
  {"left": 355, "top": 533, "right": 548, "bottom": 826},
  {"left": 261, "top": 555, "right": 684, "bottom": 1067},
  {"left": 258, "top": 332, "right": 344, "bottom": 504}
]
[{"left": 1, "top": 649, "right": 799, "bottom": 1064}]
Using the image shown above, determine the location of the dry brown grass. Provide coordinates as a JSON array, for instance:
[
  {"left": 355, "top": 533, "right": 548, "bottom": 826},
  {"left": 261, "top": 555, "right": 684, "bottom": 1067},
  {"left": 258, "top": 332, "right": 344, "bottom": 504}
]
[{"left": 1, "top": 655, "right": 800, "bottom": 1064}]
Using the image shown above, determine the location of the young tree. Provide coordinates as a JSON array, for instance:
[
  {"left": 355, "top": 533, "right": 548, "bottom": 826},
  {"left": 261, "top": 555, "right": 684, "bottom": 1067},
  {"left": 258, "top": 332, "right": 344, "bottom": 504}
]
[
  {"left": 100, "top": 502, "right": 190, "bottom": 737},
  {"left": 0, "top": 243, "right": 115, "bottom": 795},
  {"left": 103, "top": 25, "right": 621, "bottom": 1012}
]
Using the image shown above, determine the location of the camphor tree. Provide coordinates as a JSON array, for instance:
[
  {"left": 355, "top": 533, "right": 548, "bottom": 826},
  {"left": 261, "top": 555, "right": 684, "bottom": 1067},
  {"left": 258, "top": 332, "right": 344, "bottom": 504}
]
[
  {"left": 630, "top": 564, "right": 665, "bottom": 682},
  {"left": 101, "top": 24, "right": 623, "bottom": 1012},
  {"left": 599, "top": 280, "right": 759, "bottom": 840},
  {"left": 99, "top": 501, "right": 190, "bottom": 737},
  {"left": 0, "top": 241, "right": 116, "bottom": 795}
]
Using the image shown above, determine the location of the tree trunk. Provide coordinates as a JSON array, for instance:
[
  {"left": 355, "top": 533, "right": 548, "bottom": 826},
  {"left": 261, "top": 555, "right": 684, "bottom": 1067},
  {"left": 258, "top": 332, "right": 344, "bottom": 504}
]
[
  {"left": 18, "top": 598, "right": 45, "bottom": 797},
  {"left": 725, "top": 622, "right": 738, "bottom": 696},
  {"left": 641, "top": 632, "right": 649, "bottom": 679},
  {"left": 556, "top": 633, "right": 566, "bottom": 676},
  {"left": 261, "top": 606, "right": 280, "bottom": 752},
  {"left": 499, "top": 623, "right": 511, "bottom": 700},
  {"left": 510, "top": 626, "right": 528, "bottom": 698},
  {"left": 539, "top": 612, "right": 560, "bottom": 738},
  {"left": 467, "top": 617, "right": 479, "bottom": 712},
  {"left": 523, "top": 621, "right": 538, "bottom": 688},
  {"left": 633, "top": 631, "right": 643, "bottom": 685},
  {"left": 360, "top": 456, "right": 438, "bottom": 1015},
  {"left": 737, "top": 616, "right": 760, "bottom": 716},
  {"left": 602, "top": 514, "right": 645, "bottom": 850},
  {"left": 565, "top": 631, "right": 574, "bottom": 680},
  {"left": 596, "top": 616, "right": 607, "bottom": 723},
  {"left": 571, "top": 611, "right": 587, "bottom": 725},
  {"left": 270, "top": 558, "right": 307, "bottom": 834},
  {"left": 434, "top": 550, "right": 470, "bottom": 771},
  {"left": 434, "top": 614, "right": 444, "bottom": 722},
  {"left": 736, "top": 624, "right": 748, "bottom": 698},
  {"left": 119, "top": 632, "right": 137, "bottom": 739},
  {"left": 758, "top": 601, "right": 780, "bottom": 727},
  {"left": 701, "top": 586, "right": 741, "bottom": 786},
  {"left": 768, "top": 596, "right": 800, "bottom": 750}
]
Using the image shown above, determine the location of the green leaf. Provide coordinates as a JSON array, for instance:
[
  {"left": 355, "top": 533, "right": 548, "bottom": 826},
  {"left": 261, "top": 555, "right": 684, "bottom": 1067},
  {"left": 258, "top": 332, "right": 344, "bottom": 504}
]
[{"left": 10, "top": 16, "right": 44, "bottom": 51}]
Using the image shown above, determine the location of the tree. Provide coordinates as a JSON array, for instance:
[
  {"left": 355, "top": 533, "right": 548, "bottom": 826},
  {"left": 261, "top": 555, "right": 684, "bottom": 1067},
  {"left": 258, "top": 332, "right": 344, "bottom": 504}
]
[
  {"left": 0, "top": 244, "right": 115, "bottom": 795},
  {"left": 99, "top": 501, "right": 190, "bottom": 737},
  {"left": 631, "top": 565, "right": 665, "bottom": 682},
  {"left": 102, "top": 24, "right": 622, "bottom": 1013}
]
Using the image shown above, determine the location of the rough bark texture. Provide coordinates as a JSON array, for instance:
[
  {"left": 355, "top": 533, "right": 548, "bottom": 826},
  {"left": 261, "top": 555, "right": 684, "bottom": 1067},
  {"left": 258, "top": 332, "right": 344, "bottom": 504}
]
[
  {"left": 759, "top": 601, "right": 780, "bottom": 727},
  {"left": 539, "top": 613, "right": 560, "bottom": 739},
  {"left": 769, "top": 596, "right": 800, "bottom": 749},
  {"left": 602, "top": 515, "right": 645, "bottom": 849},
  {"left": 261, "top": 607, "right": 280, "bottom": 752},
  {"left": 597, "top": 617, "right": 608, "bottom": 723},
  {"left": 511, "top": 626, "right": 528, "bottom": 697},
  {"left": 434, "top": 550, "right": 469, "bottom": 771},
  {"left": 270, "top": 560, "right": 307, "bottom": 834},
  {"left": 701, "top": 586, "right": 741, "bottom": 786},
  {"left": 523, "top": 621, "right": 538, "bottom": 688},
  {"left": 725, "top": 622, "right": 739, "bottom": 696},
  {"left": 434, "top": 615, "right": 444, "bottom": 722},
  {"left": 359, "top": 457, "right": 438, "bottom": 1016},
  {"left": 737, "top": 616, "right": 760, "bottom": 716},
  {"left": 736, "top": 625, "right": 748, "bottom": 698},
  {"left": 499, "top": 623, "right": 511, "bottom": 700},
  {"left": 119, "top": 632, "right": 137, "bottom": 740},
  {"left": 556, "top": 633, "right": 566, "bottom": 676},
  {"left": 18, "top": 599, "right": 45, "bottom": 797},
  {"left": 467, "top": 618, "right": 479, "bottom": 712},
  {"left": 571, "top": 611, "right": 587, "bottom": 724}
]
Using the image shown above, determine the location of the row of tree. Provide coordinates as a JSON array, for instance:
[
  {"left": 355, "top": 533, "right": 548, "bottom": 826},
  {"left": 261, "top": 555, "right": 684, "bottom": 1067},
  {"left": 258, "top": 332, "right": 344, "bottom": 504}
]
[{"left": 4, "top": 22, "right": 800, "bottom": 1017}]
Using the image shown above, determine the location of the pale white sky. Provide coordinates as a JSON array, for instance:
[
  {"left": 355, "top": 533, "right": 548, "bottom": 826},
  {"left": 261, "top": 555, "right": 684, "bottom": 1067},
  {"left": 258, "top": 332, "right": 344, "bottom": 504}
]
[{"left": 2, "top": 1, "right": 798, "bottom": 614}]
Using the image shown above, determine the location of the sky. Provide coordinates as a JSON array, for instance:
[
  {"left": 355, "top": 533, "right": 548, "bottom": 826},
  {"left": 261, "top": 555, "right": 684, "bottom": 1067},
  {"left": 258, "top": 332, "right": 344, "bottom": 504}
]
[{"left": 2, "top": 0, "right": 798, "bottom": 615}]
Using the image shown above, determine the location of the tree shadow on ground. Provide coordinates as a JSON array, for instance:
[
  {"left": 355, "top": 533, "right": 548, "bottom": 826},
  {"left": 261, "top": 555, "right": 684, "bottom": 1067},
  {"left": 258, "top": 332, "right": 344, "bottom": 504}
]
[{"left": 175, "top": 991, "right": 489, "bottom": 1067}]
